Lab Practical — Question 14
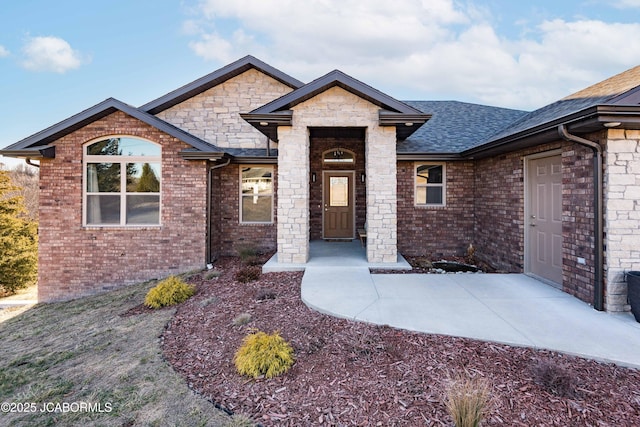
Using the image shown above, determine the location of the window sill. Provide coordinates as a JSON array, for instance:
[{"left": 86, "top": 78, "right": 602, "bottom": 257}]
[
  {"left": 414, "top": 204, "right": 447, "bottom": 209},
  {"left": 83, "top": 224, "right": 163, "bottom": 230}
]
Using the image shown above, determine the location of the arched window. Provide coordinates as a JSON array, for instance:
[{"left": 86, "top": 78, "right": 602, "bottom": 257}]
[
  {"left": 322, "top": 148, "right": 355, "bottom": 164},
  {"left": 84, "top": 136, "right": 161, "bottom": 226}
]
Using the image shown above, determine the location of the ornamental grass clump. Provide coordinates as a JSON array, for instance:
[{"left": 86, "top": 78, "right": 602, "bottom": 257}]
[
  {"left": 234, "top": 330, "right": 294, "bottom": 379},
  {"left": 144, "top": 276, "right": 195, "bottom": 309},
  {"left": 445, "top": 373, "right": 491, "bottom": 427}
]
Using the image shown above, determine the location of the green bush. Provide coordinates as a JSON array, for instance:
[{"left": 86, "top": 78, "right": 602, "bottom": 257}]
[
  {"left": 234, "top": 330, "right": 294, "bottom": 379},
  {"left": 0, "top": 170, "right": 38, "bottom": 296},
  {"left": 144, "top": 276, "right": 195, "bottom": 309}
]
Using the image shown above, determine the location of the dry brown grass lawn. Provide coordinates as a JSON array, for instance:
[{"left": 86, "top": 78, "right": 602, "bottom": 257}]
[{"left": 0, "top": 279, "right": 247, "bottom": 427}]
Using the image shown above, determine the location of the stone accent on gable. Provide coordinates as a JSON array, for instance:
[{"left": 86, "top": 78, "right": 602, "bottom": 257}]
[
  {"left": 37, "top": 111, "right": 207, "bottom": 302},
  {"left": 604, "top": 129, "right": 640, "bottom": 312},
  {"left": 156, "top": 69, "right": 294, "bottom": 149},
  {"left": 276, "top": 86, "right": 397, "bottom": 264}
]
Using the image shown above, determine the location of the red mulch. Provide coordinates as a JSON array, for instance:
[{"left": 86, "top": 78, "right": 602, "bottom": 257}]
[{"left": 158, "top": 257, "right": 640, "bottom": 426}]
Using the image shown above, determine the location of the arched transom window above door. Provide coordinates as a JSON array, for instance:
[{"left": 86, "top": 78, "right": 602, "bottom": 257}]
[{"left": 322, "top": 148, "right": 355, "bottom": 164}]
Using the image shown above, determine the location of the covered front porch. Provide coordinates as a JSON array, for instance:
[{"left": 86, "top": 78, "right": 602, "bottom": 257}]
[{"left": 263, "top": 239, "right": 411, "bottom": 272}]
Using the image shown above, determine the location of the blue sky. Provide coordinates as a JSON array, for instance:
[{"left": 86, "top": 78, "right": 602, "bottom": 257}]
[{"left": 2, "top": 0, "right": 640, "bottom": 168}]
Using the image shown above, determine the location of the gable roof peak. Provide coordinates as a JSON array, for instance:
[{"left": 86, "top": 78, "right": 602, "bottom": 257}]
[
  {"left": 141, "top": 55, "right": 305, "bottom": 115},
  {"left": 0, "top": 97, "right": 223, "bottom": 157}
]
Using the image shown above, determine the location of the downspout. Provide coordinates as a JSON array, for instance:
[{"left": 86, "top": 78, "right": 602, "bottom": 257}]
[
  {"left": 558, "top": 124, "right": 604, "bottom": 311},
  {"left": 25, "top": 158, "right": 40, "bottom": 168},
  {"left": 206, "top": 157, "right": 231, "bottom": 264}
]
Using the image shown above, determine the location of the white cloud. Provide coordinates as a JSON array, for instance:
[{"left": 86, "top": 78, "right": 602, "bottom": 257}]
[
  {"left": 185, "top": 0, "right": 640, "bottom": 110},
  {"left": 0, "top": 45, "right": 9, "bottom": 57},
  {"left": 21, "top": 36, "right": 86, "bottom": 73},
  {"left": 612, "top": 0, "right": 640, "bottom": 8}
]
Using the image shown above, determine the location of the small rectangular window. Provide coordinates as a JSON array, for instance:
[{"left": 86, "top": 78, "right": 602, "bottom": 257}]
[
  {"left": 415, "top": 163, "right": 445, "bottom": 206},
  {"left": 240, "top": 166, "right": 273, "bottom": 223}
]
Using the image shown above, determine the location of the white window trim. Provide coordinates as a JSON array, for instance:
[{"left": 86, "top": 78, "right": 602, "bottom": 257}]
[
  {"left": 83, "top": 135, "right": 162, "bottom": 227},
  {"left": 239, "top": 165, "right": 274, "bottom": 224},
  {"left": 414, "top": 162, "right": 446, "bottom": 207}
]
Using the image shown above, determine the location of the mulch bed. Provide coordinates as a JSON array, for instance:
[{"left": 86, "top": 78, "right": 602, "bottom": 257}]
[{"left": 160, "top": 257, "right": 640, "bottom": 426}]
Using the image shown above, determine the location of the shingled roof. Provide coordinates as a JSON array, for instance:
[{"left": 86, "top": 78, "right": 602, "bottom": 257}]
[{"left": 397, "top": 101, "right": 527, "bottom": 155}]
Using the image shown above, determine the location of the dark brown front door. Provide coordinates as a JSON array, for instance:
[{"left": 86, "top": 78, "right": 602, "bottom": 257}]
[{"left": 323, "top": 171, "right": 354, "bottom": 239}]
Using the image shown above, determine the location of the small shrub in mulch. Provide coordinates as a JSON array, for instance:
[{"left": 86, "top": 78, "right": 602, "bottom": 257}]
[
  {"left": 144, "top": 276, "right": 195, "bottom": 309},
  {"left": 531, "top": 360, "right": 580, "bottom": 398},
  {"left": 234, "top": 330, "right": 295, "bottom": 379},
  {"left": 204, "top": 270, "right": 222, "bottom": 280},
  {"left": 232, "top": 312, "right": 252, "bottom": 326},
  {"left": 255, "top": 288, "right": 276, "bottom": 301},
  {"left": 234, "top": 265, "right": 262, "bottom": 283},
  {"left": 238, "top": 246, "right": 260, "bottom": 266}
]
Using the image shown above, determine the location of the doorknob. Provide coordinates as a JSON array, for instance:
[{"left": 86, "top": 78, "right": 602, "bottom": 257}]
[{"left": 531, "top": 215, "right": 536, "bottom": 219}]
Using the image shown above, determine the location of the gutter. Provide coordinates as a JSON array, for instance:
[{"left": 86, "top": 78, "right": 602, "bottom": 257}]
[
  {"left": 558, "top": 124, "right": 604, "bottom": 311},
  {"left": 206, "top": 157, "right": 231, "bottom": 263}
]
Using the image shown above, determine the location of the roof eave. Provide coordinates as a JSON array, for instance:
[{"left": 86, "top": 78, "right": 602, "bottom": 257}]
[
  {"left": 239, "top": 111, "right": 293, "bottom": 142},
  {"left": 230, "top": 156, "right": 278, "bottom": 164},
  {"left": 462, "top": 106, "right": 601, "bottom": 159},
  {"left": 180, "top": 150, "right": 226, "bottom": 161},
  {"left": 379, "top": 111, "right": 432, "bottom": 140},
  {"left": 0, "top": 145, "right": 55, "bottom": 159},
  {"left": 397, "top": 152, "right": 465, "bottom": 161}
]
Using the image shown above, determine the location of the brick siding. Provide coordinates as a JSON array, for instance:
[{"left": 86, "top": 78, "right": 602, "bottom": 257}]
[
  {"left": 37, "top": 111, "right": 207, "bottom": 302},
  {"left": 211, "top": 163, "right": 277, "bottom": 257},
  {"left": 473, "top": 140, "right": 598, "bottom": 306},
  {"left": 397, "top": 160, "right": 475, "bottom": 257}
]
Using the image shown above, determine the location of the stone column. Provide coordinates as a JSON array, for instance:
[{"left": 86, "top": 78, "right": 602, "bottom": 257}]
[
  {"left": 604, "top": 130, "right": 640, "bottom": 312},
  {"left": 365, "top": 126, "right": 398, "bottom": 263},
  {"left": 276, "top": 126, "right": 310, "bottom": 263}
]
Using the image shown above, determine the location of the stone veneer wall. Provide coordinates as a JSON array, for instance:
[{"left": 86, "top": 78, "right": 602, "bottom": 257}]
[
  {"left": 38, "top": 111, "right": 207, "bottom": 302},
  {"left": 604, "top": 129, "right": 640, "bottom": 312},
  {"left": 396, "top": 160, "right": 475, "bottom": 257},
  {"left": 309, "top": 136, "right": 366, "bottom": 240},
  {"left": 210, "top": 163, "right": 277, "bottom": 257},
  {"left": 277, "top": 86, "right": 397, "bottom": 263},
  {"left": 156, "top": 69, "right": 294, "bottom": 149}
]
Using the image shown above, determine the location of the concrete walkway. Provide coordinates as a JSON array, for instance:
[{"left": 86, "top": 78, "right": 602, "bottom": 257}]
[{"left": 267, "top": 240, "right": 640, "bottom": 368}]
